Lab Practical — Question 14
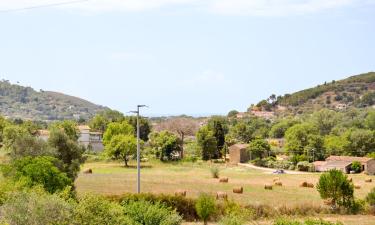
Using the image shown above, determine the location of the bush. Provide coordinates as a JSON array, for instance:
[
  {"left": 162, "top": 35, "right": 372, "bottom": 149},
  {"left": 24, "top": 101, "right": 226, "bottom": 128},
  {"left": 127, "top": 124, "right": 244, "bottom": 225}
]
[
  {"left": 195, "top": 193, "right": 217, "bottom": 225},
  {"left": 219, "top": 213, "right": 245, "bottom": 225},
  {"left": 366, "top": 187, "right": 375, "bottom": 206},
  {"left": 317, "top": 169, "right": 354, "bottom": 210},
  {"left": 0, "top": 188, "right": 73, "bottom": 225},
  {"left": 210, "top": 166, "right": 220, "bottom": 178},
  {"left": 73, "top": 194, "right": 129, "bottom": 225},
  {"left": 296, "top": 161, "right": 314, "bottom": 172},
  {"left": 1, "top": 156, "right": 73, "bottom": 194},
  {"left": 351, "top": 161, "right": 362, "bottom": 173},
  {"left": 109, "top": 193, "right": 197, "bottom": 221},
  {"left": 122, "top": 200, "right": 182, "bottom": 225}
]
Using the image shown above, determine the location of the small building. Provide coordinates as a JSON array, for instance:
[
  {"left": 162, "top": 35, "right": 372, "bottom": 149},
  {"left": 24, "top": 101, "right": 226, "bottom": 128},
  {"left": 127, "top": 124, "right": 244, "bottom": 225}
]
[
  {"left": 314, "top": 156, "right": 375, "bottom": 175},
  {"left": 229, "top": 144, "right": 249, "bottom": 164}
]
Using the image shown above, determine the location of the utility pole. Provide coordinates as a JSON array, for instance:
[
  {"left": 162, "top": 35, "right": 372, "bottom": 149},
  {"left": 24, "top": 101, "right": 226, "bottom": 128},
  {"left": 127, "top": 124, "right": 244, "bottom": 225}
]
[{"left": 130, "top": 105, "right": 147, "bottom": 194}]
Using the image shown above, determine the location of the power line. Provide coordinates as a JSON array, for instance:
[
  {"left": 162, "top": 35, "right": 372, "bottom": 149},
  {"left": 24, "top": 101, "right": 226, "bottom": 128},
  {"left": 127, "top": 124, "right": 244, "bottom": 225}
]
[{"left": 0, "top": 0, "right": 90, "bottom": 13}]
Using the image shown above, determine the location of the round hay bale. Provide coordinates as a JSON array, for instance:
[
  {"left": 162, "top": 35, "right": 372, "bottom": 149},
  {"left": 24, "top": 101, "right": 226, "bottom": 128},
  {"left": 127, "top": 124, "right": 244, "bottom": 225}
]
[
  {"left": 354, "top": 185, "right": 361, "bottom": 189},
  {"left": 307, "top": 183, "right": 314, "bottom": 188},
  {"left": 300, "top": 181, "right": 308, "bottom": 187},
  {"left": 233, "top": 187, "right": 243, "bottom": 194},
  {"left": 365, "top": 178, "right": 372, "bottom": 183},
  {"left": 175, "top": 190, "right": 187, "bottom": 197},
  {"left": 264, "top": 184, "right": 273, "bottom": 190},
  {"left": 83, "top": 169, "right": 92, "bottom": 174},
  {"left": 273, "top": 177, "right": 280, "bottom": 182},
  {"left": 274, "top": 181, "right": 283, "bottom": 187},
  {"left": 216, "top": 192, "right": 228, "bottom": 200},
  {"left": 219, "top": 177, "right": 229, "bottom": 183}
]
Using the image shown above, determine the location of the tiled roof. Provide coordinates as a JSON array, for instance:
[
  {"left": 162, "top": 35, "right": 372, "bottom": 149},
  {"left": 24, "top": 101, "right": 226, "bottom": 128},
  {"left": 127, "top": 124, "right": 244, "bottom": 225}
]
[{"left": 326, "top": 155, "right": 373, "bottom": 163}]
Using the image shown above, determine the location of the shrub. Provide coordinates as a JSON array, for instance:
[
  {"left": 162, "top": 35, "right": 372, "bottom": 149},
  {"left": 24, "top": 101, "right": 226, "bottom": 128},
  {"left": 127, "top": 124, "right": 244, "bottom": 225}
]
[
  {"left": 122, "top": 200, "right": 182, "bottom": 225},
  {"left": 219, "top": 213, "right": 245, "bottom": 225},
  {"left": 273, "top": 218, "right": 343, "bottom": 225},
  {"left": 296, "top": 161, "right": 314, "bottom": 172},
  {"left": 351, "top": 161, "right": 362, "bottom": 173},
  {"left": 1, "top": 156, "right": 73, "bottom": 194},
  {"left": 0, "top": 188, "right": 73, "bottom": 225},
  {"left": 210, "top": 166, "right": 220, "bottom": 178},
  {"left": 316, "top": 169, "right": 354, "bottom": 210},
  {"left": 195, "top": 193, "right": 217, "bottom": 225},
  {"left": 73, "top": 194, "right": 129, "bottom": 225},
  {"left": 365, "top": 187, "right": 375, "bottom": 205},
  {"left": 109, "top": 193, "right": 197, "bottom": 221}
]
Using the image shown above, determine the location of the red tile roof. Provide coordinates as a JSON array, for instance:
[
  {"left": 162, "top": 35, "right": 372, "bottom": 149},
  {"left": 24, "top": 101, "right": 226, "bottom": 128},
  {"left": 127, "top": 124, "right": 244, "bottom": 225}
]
[{"left": 326, "top": 155, "right": 373, "bottom": 163}]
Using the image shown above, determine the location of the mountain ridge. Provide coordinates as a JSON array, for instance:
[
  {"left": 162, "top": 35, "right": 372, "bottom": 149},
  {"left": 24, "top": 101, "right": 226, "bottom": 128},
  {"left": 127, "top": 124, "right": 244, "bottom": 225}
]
[{"left": 0, "top": 79, "right": 108, "bottom": 121}]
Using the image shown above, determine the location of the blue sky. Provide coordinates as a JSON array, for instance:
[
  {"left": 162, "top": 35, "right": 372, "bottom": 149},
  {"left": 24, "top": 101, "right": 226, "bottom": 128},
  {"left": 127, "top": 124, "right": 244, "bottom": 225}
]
[{"left": 0, "top": 0, "right": 374, "bottom": 116}]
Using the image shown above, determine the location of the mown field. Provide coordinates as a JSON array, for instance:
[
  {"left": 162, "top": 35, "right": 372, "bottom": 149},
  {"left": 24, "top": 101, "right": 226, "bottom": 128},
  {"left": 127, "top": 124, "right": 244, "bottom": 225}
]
[{"left": 76, "top": 160, "right": 375, "bottom": 206}]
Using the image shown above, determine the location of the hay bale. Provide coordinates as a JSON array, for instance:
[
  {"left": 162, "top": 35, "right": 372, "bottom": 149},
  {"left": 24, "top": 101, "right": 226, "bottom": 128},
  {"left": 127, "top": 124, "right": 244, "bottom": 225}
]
[
  {"left": 83, "top": 169, "right": 92, "bottom": 174},
  {"left": 233, "top": 187, "right": 243, "bottom": 194},
  {"left": 354, "top": 185, "right": 361, "bottom": 189},
  {"left": 216, "top": 192, "right": 228, "bottom": 200},
  {"left": 307, "top": 183, "right": 314, "bottom": 188},
  {"left": 175, "top": 190, "right": 187, "bottom": 197},
  {"left": 365, "top": 178, "right": 372, "bottom": 183},
  {"left": 264, "top": 184, "right": 273, "bottom": 190},
  {"left": 274, "top": 181, "right": 283, "bottom": 186},
  {"left": 219, "top": 177, "right": 229, "bottom": 183},
  {"left": 273, "top": 177, "right": 280, "bottom": 182},
  {"left": 300, "top": 181, "right": 308, "bottom": 187}
]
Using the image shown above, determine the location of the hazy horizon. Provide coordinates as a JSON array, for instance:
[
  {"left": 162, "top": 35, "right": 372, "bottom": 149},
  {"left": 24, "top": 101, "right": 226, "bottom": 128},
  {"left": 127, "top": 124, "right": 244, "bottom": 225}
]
[{"left": 1, "top": 0, "right": 374, "bottom": 115}]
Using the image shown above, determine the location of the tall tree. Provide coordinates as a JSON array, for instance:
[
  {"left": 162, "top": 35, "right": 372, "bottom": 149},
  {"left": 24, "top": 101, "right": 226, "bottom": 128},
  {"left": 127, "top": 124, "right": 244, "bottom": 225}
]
[
  {"left": 196, "top": 126, "right": 217, "bottom": 161},
  {"left": 149, "top": 131, "right": 181, "bottom": 161},
  {"left": 208, "top": 116, "right": 228, "bottom": 158},
  {"left": 285, "top": 123, "right": 319, "bottom": 156},
  {"left": 102, "top": 121, "right": 134, "bottom": 146},
  {"left": 124, "top": 116, "right": 152, "bottom": 142}
]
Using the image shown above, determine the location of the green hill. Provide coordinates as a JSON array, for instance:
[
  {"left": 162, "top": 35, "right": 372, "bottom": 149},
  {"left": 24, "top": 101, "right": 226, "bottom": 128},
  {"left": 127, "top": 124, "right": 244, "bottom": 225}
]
[
  {"left": 255, "top": 72, "right": 375, "bottom": 114},
  {"left": 0, "top": 80, "right": 108, "bottom": 121}
]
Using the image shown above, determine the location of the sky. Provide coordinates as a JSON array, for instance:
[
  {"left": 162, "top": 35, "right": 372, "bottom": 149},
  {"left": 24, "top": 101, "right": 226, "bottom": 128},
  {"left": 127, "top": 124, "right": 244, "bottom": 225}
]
[{"left": 0, "top": 0, "right": 374, "bottom": 116}]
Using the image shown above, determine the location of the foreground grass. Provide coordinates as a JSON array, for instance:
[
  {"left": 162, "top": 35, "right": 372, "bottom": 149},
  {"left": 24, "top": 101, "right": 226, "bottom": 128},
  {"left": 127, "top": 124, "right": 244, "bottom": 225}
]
[
  {"left": 182, "top": 215, "right": 375, "bottom": 225},
  {"left": 76, "top": 160, "right": 374, "bottom": 206}
]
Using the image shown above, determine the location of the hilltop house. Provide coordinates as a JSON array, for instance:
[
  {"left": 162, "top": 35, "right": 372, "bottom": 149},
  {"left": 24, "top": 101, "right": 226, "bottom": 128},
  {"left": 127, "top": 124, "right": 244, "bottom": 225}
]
[
  {"left": 38, "top": 125, "right": 104, "bottom": 152},
  {"left": 313, "top": 156, "right": 375, "bottom": 175}
]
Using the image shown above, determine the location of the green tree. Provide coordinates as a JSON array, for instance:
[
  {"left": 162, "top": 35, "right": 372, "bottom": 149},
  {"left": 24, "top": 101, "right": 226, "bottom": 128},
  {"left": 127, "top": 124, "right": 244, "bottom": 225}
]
[
  {"left": 89, "top": 114, "right": 109, "bottom": 133},
  {"left": 125, "top": 116, "right": 152, "bottom": 142},
  {"left": 50, "top": 120, "right": 79, "bottom": 141},
  {"left": 317, "top": 169, "right": 354, "bottom": 209},
  {"left": 2, "top": 156, "right": 72, "bottom": 194},
  {"left": 343, "top": 129, "right": 375, "bottom": 156},
  {"left": 196, "top": 126, "right": 217, "bottom": 161},
  {"left": 2, "top": 125, "right": 28, "bottom": 151},
  {"left": 324, "top": 135, "right": 348, "bottom": 156},
  {"left": 311, "top": 109, "right": 341, "bottom": 135},
  {"left": 227, "top": 110, "right": 239, "bottom": 118},
  {"left": 9, "top": 134, "right": 55, "bottom": 160},
  {"left": 285, "top": 123, "right": 318, "bottom": 156},
  {"left": 195, "top": 193, "right": 217, "bottom": 225},
  {"left": 269, "top": 119, "right": 298, "bottom": 138},
  {"left": 365, "top": 110, "right": 375, "bottom": 130},
  {"left": 248, "top": 138, "right": 271, "bottom": 159},
  {"left": 105, "top": 134, "right": 137, "bottom": 167},
  {"left": 149, "top": 131, "right": 181, "bottom": 161},
  {"left": 208, "top": 116, "right": 228, "bottom": 158},
  {"left": 103, "top": 121, "right": 134, "bottom": 146},
  {"left": 48, "top": 129, "right": 85, "bottom": 180}
]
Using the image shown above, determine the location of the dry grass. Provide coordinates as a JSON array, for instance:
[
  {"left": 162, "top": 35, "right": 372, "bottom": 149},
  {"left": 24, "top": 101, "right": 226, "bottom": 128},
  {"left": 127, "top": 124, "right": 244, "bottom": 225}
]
[
  {"left": 75, "top": 160, "right": 374, "bottom": 207},
  {"left": 182, "top": 215, "right": 375, "bottom": 225}
]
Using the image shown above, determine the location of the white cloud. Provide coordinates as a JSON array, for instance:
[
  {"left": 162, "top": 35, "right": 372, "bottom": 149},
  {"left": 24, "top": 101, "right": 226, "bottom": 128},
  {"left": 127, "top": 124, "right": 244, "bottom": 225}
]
[{"left": 0, "top": 0, "right": 373, "bottom": 16}]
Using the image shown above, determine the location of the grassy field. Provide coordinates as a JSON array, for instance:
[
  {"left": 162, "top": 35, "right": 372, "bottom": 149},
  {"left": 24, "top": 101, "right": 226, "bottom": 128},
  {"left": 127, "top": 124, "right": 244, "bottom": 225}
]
[{"left": 76, "top": 160, "right": 375, "bottom": 206}]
